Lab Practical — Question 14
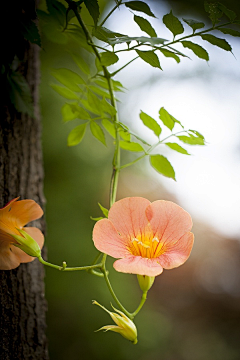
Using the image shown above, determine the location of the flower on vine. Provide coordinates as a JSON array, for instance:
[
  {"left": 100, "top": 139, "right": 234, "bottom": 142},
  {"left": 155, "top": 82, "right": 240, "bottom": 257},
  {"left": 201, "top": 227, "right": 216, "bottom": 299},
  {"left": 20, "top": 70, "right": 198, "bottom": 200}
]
[
  {"left": 93, "top": 300, "right": 138, "bottom": 344},
  {"left": 93, "top": 197, "right": 194, "bottom": 277},
  {"left": 0, "top": 197, "right": 44, "bottom": 270}
]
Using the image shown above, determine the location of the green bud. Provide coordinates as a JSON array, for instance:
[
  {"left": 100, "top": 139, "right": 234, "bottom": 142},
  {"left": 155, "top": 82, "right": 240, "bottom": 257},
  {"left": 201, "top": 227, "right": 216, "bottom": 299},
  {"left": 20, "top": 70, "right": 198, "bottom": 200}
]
[
  {"left": 93, "top": 301, "right": 138, "bottom": 344},
  {"left": 11, "top": 229, "right": 41, "bottom": 258},
  {"left": 137, "top": 275, "right": 155, "bottom": 292}
]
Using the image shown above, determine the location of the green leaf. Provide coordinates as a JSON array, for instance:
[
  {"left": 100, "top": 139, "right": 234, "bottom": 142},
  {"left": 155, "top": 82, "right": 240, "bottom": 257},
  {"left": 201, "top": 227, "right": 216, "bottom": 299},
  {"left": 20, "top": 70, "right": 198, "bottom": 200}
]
[
  {"left": 183, "top": 18, "right": 205, "bottom": 32},
  {"left": 88, "top": 85, "right": 111, "bottom": 99},
  {"left": 150, "top": 154, "right": 176, "bottom": 180},
  {"left": 136, "top": 50, "right": 162, "bottom": 69},
  {"left": 120, "top": 141, "right": 144, "bottom": 152},
  {"left": 188, "top": 129, "right": 205, "bottom": 139},
  {"left": 83, "top": 0, "right": 99, "bottom": 26},
  {"left": 67, "top": 25, "right": 93, "bottom": 52},
  {"left": 204, "top": 1, "right": 223, "bottom": 25},
  {"left": 217, "top": 3, "right": 236, "bottom": 22},
  {"left": 119, "top": 129, "right": 131, "bottom": 142},
  {"left": 134, "top": 15, "right": 157, "bottom": 37},
  {"left": 102, "top": 119, "right": 116, "bottom": 138},
  {"left": 108, "top": 35, "right": 167, "bottom": 46},
  {"left": 140, "top": 111, "right": 161, "bottom": 137},
  {"left": 21, "top": 20, "right": 41, "bottom": 46},
  {"left": 90, "top": 216, "right": 104, "bottom": 221},
  {"left": 165, "top": 142, "right": 190, "bottom": 155},
  {"left": 51, "top": 68, "right": 85, "bottom": 92},
  {"left": 159, "top": 107, "right": 182, "bottom": 130},
  {"left": 71, "top": 53, "right": 91, "bottom": 75},
  {"left": 61, "top": 103, "right": 90, "bottom": 122},
  {"left": 163, "top": 10, "right": 184, "bottom": 37},
  {"left": 218, "top": 28, "right": 240, "bottom": 37},
  {"left": 68, "top": 123, "right": 87, "bottom": 146},
  {"left": 159, "top": 49, "right": 180, "bottom": 63},
  {"left": 100, "top": 51, "right": 119, "bottom": 66},
  {"left": 101, "top": 99, "right": 117, "bottom": 117},
  {"left": 86, "top": 91, "right": 103, "bottom": 115},
  {"left": 201, "top": 34, "right": 232, "bottom": 51},
  {"left": 93, "top": 26, "right": 126, "bottom": 44},
  {"left": 181, "top": 41, "right": 209, "bottom": 61},
  {"left": 7, "top": 71, "right": 34, "bottom": 116},
  {"left": 51, "top": 84, "right": 79, "bottom": 100},
  {"left": 98, "top": 203, "right": 109, "bottom": 217},
  {"left": 177, "top": 134, "right": 205, "bottom": 145},
  {"left": 90, "top": 122, "right": 106, "bottom": 145},
  {"left": 125, "top": 1, "right": 156, "bottom": 17}
]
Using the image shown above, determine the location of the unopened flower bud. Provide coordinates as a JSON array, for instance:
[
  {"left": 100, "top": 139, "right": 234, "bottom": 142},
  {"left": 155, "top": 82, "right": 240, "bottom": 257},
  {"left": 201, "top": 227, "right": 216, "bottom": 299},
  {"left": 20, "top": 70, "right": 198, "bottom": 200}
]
[
  {"left": 11, "top": 229, "right": 42, "bottom": 258},
  {"left": 93, "top": 300, "right": 138, "bottom": 344},
  {"left": 137, "top": 275, "right": 155, "bottom": 292}
]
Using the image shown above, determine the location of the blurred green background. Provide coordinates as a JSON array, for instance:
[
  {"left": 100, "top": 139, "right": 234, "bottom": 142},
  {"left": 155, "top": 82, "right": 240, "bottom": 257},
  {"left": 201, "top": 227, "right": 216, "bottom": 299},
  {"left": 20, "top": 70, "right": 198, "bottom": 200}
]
[{"left": 40, "top": 1, "right": 240, "bottom": 359}]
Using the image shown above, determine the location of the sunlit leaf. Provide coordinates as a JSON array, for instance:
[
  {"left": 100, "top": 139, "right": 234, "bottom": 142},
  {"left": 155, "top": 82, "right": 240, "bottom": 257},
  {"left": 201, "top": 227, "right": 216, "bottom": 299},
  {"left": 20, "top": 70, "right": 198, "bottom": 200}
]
[
  {"left": 165, "top": 142, "right": 190, "bottom": 155},
  {"left": 101, "top": 98, "right": 117, "bottom": 117},
  {"left": 181, "top": 41, "right": 209, "bottom": 60},
  {"left": 83, "top": 0, "right": 99, "bottom": 26},
  {"left": 100, "top": 51, "right": 119, "bottom": 66},
  {"left": 51, "top": 68, "right": 85, "bottom": 92},
  {"left": 90, "top": 121, "right": 106, "bottom": 145},
  {"left": 159, "top": 48, "right": 180, "bottom": 63},
  {"left": 119, "top": 129, "right": 131, "bottom": 142},
  {"left": 120, "top": 141, "right": 144, "bottom": 152},
  {"left": 140, "top": 111, "right": 161, "bottom": 137},
  {"left": 134, "top": 15, "right": 157, "bottom": 37},
  {"left": 71, "top": 53, "right": 91, "bottom": 75},
  {"left": 201, "top": 34, "right": 232, "bottom": 51},
  {"left": 68, "top": 123, "right": 87, "bottom": 146},
  {"left": 61, "top": 103, "right": 90, "bottom": 122},
  {"left": 150, "top": 154, "right": 176, "bottom": 180},
  {"left": 136, "top": 50, "right": 162, "bottom": 69},
  {"left": 188, "top": 129, "right": 205, "bottom": 139},
  {"left": 159, "top": 107, "right": 182, "bottom": 130},
  {"left": 177, "top": 134, "right": 205, "bottom": 145},
  {"left": 88, "top": 85, "right": 111, "bottom": 99},
  {"left": 51, "top": 84, "right": 79, "bottom": 100},
  {"left": 125, "top": 1, "right": 156, "bottom": 18},
  {"left": 163, "top": 10, "right": 184, "bottom": 37},
  {"left": 183, "top": 18, "right": 205, "bottom": 32},
  {"left": 102, "top": 119, "right": 116, "bottom": 138}
]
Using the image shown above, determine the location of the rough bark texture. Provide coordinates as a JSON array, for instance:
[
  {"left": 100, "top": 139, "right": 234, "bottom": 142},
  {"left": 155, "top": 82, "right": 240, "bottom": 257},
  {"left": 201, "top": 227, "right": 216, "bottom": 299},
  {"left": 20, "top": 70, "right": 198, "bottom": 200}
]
[{"left": 0, "top": 3, "right": 49, "bottom": 359}]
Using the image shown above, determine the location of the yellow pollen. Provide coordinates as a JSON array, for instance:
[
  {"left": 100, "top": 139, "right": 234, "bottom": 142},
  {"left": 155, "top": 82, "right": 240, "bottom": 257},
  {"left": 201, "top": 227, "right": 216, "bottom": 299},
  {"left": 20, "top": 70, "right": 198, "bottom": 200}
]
[{"left": 128, "top": 235, "right": 164, "bottom": 259}]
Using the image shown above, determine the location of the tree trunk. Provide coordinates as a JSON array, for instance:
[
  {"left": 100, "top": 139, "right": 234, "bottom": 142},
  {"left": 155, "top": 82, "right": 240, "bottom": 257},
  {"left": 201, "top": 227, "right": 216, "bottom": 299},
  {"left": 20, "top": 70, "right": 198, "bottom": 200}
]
[{"left": 0, "top": 1, "right": 48, "bottom": 359}]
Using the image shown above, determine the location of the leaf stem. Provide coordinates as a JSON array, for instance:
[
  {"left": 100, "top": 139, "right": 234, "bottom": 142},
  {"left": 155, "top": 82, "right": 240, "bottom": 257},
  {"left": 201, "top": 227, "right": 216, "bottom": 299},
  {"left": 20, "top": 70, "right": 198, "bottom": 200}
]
[
  {"left": 99, "top": 0, "right": 124, "bottom": 27},
  {"left": 38, "top": 255, "right": 102, "bottom": 272}
]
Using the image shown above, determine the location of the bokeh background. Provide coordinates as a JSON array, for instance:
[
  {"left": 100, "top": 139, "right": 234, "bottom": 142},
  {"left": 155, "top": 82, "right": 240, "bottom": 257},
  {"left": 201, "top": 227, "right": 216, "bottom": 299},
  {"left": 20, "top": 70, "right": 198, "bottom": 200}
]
[{"left": 40, "top": 0, "right": 240, "bottom": 359}]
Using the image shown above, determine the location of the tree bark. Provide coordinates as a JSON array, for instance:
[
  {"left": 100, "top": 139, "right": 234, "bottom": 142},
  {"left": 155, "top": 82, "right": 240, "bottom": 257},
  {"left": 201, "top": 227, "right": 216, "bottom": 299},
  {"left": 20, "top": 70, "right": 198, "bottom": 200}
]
[{"left": 0, "top": 2, "right": 48, "bottom": 359}]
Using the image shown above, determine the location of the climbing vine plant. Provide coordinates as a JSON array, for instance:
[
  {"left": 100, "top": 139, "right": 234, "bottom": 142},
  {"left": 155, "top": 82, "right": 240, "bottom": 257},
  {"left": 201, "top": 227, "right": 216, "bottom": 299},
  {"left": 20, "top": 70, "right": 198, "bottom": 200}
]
[{"left": 1, "top": 0, "right": 240, "bottom": 345}]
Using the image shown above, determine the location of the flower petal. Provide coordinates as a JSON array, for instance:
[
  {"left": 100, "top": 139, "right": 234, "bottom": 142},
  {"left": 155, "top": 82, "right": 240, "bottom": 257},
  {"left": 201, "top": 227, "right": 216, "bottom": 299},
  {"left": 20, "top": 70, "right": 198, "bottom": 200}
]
[
  {"left": 146, "top": 200, "right": 192, "bottom": 246},
  {"left": 157, "top": 232, "right": 194, "bottom": 269},
  {"left": 93, "top": 218, "right": 129, "bottom": 258},
  {"left": 113, "top": 256, "right": 163, "bottom": 276},
  {"left": 10, "top": 245, "right": 34, "bottom": 264},
  {"left": 0, "top": 198, "right": 43, "bottom": 234},
  {"left": 108, "top": 197, "right": 151, "bottom": 240},
  {"left": 0, "top": 241, "right": 21, "bottom": 270}
]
